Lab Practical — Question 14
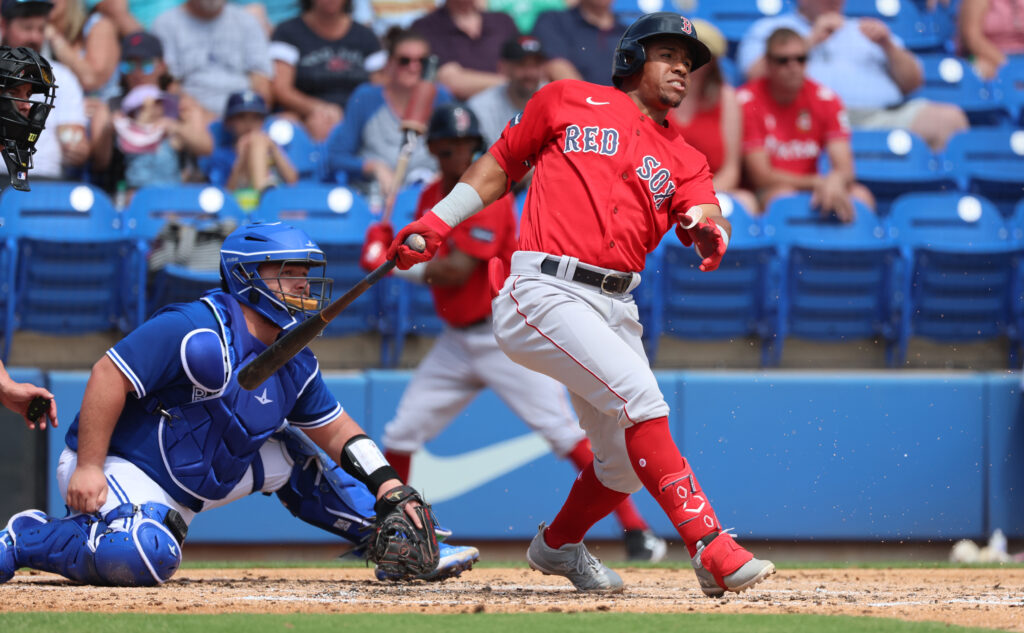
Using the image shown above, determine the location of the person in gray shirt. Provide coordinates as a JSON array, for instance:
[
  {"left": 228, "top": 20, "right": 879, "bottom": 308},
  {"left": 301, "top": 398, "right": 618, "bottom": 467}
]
[
  {"left": 151, "top": 0, "right": 272, "bottom": 120},
  {"left": 467, "top": 35, "right": 546, "bottom": 149}
]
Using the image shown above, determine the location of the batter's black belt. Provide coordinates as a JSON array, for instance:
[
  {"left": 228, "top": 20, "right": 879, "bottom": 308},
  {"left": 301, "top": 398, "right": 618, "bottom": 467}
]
[{"left": 540, "top": 257, "right": 633, "bottom": 295}]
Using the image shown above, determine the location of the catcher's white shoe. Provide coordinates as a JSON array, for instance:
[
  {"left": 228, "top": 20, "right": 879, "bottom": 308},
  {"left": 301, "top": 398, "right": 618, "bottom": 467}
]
[
  {"left": 526, "top": 522, "right": 624, "bottom": 593},
  {"left": 375, "top": 542, "right": 479, "bottom": 582}
]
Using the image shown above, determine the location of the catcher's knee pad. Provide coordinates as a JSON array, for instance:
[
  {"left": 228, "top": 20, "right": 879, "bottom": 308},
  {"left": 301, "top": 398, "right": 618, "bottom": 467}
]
[
  {"left": 93, "top": 503, "right": 185, "bottom": 586},
  {"left": 275, "top": 425, "right": 376, "bottom": 546},
  {"left": 10, "top": 504, "right": 185, "bottom": 586}
]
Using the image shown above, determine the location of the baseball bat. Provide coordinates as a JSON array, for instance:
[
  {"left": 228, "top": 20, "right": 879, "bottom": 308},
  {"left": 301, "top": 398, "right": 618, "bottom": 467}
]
[
  {"left": 381, "top": 56, "right": 439, "bottom": 224},
  {"left": 237, "top": 234, "right": 427, "bottom": 391}
]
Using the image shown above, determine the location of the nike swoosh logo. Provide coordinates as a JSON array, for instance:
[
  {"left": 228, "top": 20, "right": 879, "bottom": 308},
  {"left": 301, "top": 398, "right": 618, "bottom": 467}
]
[
  {"left": 409, "top": 433, "right": 550, "bottom": 503},
  {"left": 586, "top": 97, "right": 610, "bottom": 105}
]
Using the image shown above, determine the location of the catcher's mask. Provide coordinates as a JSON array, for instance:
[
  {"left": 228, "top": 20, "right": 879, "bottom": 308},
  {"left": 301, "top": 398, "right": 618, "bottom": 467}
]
[
  {"left": 220, "top": 222, "right": 333, "bottom": 330},
  {"left": 0, "top": 46, "right": 57, "bottom": 191}
]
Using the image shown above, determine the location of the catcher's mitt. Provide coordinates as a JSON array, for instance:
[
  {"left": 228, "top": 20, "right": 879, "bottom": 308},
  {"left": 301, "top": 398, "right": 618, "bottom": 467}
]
[{"left": 366, "top": 485, "right": 440, "bottom": 579}]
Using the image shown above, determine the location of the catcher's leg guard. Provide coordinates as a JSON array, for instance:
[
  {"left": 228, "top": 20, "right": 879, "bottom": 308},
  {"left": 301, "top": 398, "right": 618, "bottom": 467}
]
[
  {"left": 274, "top": 425, "right": 377, "bottom": 549},
  {"left": 5, "top": 503, "right": 184, "bottom": 586}
]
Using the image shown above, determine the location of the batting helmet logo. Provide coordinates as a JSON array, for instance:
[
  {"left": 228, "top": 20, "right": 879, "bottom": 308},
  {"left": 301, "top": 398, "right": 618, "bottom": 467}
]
[{"left": 680, "top": 16, "right": 692, "bottom": 34}]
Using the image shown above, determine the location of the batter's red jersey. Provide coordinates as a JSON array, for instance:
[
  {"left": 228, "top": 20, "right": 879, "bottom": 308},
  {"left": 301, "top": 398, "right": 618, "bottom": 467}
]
[
  {"left": 738, "top": 77, "right": 851, "bottom": 176},
  {"left": 416, "top": 179, "right": 517, "bottom": 327},
  {"left": 488, "top": 79, "right": 718, "bottom": 273}
]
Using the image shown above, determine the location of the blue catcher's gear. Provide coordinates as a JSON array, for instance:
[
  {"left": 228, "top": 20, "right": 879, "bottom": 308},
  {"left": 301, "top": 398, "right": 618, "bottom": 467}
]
[
  {"left": 274, "top": 424, "right": 377, "bottom": 550},
  {"left": 219, "top": 222, "right": 332, "bottom": 330},
  {"left": 611, "top": 12, "right": 712, "bottom": 86},
  {"left": 1, "top": 504, "right": 184, "bottom": 586},
  {"left": 181, "top": 328, "right": 230, "bottom": 396}
]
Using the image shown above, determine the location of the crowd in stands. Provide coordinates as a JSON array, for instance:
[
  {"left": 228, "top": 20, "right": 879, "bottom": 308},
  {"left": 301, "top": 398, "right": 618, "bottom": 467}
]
[{"left": 0, "top": 0, "right": 1019, "bottom": 223}]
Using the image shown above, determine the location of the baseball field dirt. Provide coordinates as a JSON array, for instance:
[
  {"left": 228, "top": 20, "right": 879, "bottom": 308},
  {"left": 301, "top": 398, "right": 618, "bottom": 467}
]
[{"left": 2, "top": 567, "right": 1023, "bottom": 630}]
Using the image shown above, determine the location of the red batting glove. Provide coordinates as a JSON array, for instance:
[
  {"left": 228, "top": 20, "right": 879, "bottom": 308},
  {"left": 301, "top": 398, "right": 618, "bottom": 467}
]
[
  {"left": 674, "top": 207, "right": 728, "bottom": 272},
  {"left": 386, "top": 211, "right": 452, "bottom": 269},
  {"left": 360, "top": 222, "right": 393, "bottom": 272}
]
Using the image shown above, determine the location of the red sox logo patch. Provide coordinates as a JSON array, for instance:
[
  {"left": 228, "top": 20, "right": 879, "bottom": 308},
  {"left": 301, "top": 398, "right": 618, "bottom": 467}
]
[{"left": 679, "top": 16, "right": 693, "bottom": 35}]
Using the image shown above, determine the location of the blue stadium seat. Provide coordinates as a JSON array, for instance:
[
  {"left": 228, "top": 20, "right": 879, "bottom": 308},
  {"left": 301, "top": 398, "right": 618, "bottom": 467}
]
[
  {"left": 201, "top": 116, "right": 323, "bottom": 185},
  {"left": 997, "top": 55, "right": 1024, "bottom": 125},
  {"left": 762, "top": 193, "right": 900, "bottom": 365},
  {"left": 376, "top": 183, "right": 445, "bottom": 367},
  {"left": 887, "top": 192, "right": 1022, "bottom": 366},
  {"left": 254, "top": 183, "right": 381, "bottom": 342},
  {"left": 849, "top": 129, "right": 958, "bottom": 215},
  {"left": 2, "top": 183, "right": 134, "bottom": 339},
  {"left": 691, "top": 0, "right": 793, "bottom": 44},
  {"left": 913, "top": 55, "right": 1011, "bottom": 126},
  {"left": 655, "top": 193, "right": 779, "bottom": 365},
  {"left": 844, "top": 0, "right": 952, "bottom": 53},
  {"left": 941, "top": 129, "right": 1024, "bottom": 218},
  {"left": 123, "top": 185, "right": 245, "bottom": 325}
]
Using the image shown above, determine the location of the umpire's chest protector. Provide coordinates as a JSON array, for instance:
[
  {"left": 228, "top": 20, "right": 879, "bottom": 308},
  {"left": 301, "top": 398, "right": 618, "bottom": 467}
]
[{"left": 154, "top": 292, "right": 303, "bottom": 503}]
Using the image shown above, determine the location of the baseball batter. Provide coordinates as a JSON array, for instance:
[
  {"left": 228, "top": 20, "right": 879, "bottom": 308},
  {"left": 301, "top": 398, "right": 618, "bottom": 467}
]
[
  {"left": 386, "top": 12, "right": 775, "bottom": 595},
  {"left": 0, "top": 223, "right": 478, "bottom": 586},
  {"left": 363, "top": 103, "right": 668, "bottom": 562}
]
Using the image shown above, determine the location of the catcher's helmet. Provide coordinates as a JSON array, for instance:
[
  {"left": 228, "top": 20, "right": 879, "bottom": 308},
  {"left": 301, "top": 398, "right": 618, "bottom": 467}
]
[
  {"left": 612, "top": 12, "right": 712, "bottom": 86},
  {"left": 427, "top": 103, "right": 483, "bottom": 151},
  {"left": 220, "top": 222, "right": 333, "bottom": 330},
  {"left": 0, "top": 46, "right": 57, "bottom": 191}
]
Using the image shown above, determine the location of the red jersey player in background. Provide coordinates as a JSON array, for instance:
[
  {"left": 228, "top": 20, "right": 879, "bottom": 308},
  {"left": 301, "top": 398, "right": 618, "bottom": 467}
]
[
  {"left": 384, "top": 13, "right": 775, "bottom": 596},
  {"left": 739, "top": 27, "right": 875, "bottom": 221},
  {"left": 361, "top": 103, "right": 669, "bottom": 563}
]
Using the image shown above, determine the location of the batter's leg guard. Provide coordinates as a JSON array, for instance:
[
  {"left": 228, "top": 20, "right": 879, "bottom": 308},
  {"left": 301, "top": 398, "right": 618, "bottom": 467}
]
[
  {"left": 5, "top": 504, "right": 185, "bottom": 586},
  {"left": 274, "top": 425, "right": 378, "bottom": 551}
]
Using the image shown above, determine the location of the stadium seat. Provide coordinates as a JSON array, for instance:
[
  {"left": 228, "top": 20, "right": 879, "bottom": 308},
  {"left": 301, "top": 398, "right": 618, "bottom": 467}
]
[
  {"left": 762, "top": 193, "right": 900, "bottom": 365},
  {"left": 887, "top": 192, "right": 1022, "bottom": 366},
  {"left": 913, "top": 55, "right": 1011, "bottom": 126},
  {"left": 941, "top": 129, "right": 1024, "bottom": 218},
  {"left": 254, "top": 183, "right": 381, "bottom": 343},
  {"left": 123, "top": 184, "right": 245, "bottom": 325},
  {"left": 689, "top": 0, "right": 793, "bottom": 44},
  {"left": 848, "top": 129, "right": 958, "bottom": 215},
  {"left": 0, "top": 206, "right": 16, "bottom": 360},
  {"left": 201, "top": 116, "right": 323, "bottom": 185},
  {"left": 1, "top": 183, "right": 134, "bottom": 340},
  {"left": 655, "top": 193, "right": 778, "bottom": 365},
  {"left": 844, "top": 0, "right": 952, "bottom": 53},
  {"left": 997, "top": 55, "right": 1024, "bottom": 125}
]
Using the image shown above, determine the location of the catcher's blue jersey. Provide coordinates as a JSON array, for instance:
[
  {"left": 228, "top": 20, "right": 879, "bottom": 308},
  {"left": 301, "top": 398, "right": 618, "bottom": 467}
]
[{"left": 65, "top": 291, "right": 342, "bottom": 510}]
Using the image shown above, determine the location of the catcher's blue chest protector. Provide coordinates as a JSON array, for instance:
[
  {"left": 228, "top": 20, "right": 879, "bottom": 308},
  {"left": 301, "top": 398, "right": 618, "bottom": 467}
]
[{"left": 72, "top": 292, "right": 312, "bottom": 511}]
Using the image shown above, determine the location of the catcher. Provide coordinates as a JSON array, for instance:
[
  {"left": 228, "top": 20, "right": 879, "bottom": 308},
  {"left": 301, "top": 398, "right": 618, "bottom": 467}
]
[
  {"left": 0, "top": 222, "right": 478, "bottom": 586},
  {"left": 0, "top": 45, "right": 57, "bottom": 191}
]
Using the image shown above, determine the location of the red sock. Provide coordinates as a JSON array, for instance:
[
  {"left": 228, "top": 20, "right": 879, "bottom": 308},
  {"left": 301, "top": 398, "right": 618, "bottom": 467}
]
[
  {"left": 544, "top": 461, "right": 628, "bottom": 550},
  {"left": 565, "top": 439, "right": 649, "bottom": 532},
  {"left": 384, "top": 450, "right": 412, "bottom": 483},
  {"left": 624, "top": 417, "right": 721, "bottom": 557}
]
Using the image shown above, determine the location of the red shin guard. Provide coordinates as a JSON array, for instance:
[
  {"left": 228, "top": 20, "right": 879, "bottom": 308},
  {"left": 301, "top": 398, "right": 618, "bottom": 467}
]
[
  {"left": 544, "top": 461, "right": 628, "bottom": 550},
  {"left": 624, "top": 418, "right": 721, "bottom": 557},
  {"left": 565, "top": 439, "right": 649, "bottom": 532}
]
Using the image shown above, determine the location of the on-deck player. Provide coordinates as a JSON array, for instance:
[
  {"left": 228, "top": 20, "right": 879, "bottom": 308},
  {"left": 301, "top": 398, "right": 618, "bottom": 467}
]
[
  {"left": 362, "top": 103, "right": 668, "bottom": 563},
  {"left": 385, "top": 12, "right": 776, "bottom": 595},
  {"left": 0, "top": 223, "right": 478, "bottom": 586}
]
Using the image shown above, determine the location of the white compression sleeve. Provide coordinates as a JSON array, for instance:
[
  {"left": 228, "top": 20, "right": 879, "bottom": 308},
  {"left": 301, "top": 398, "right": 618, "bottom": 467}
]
[{"left": 430, "top": 182, "right": 484, "bottom": 227}]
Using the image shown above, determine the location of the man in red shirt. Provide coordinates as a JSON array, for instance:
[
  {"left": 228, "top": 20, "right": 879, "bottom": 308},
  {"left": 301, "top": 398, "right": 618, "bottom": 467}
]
[
  {"left": 385, "top": 13, "right": 775, "bottom": 596},
  {"left": 362, "top": 104, "right": 669, "bottom": 564},
  {"left": 739, "top": 27, "right": 875, "bottom": 221}
]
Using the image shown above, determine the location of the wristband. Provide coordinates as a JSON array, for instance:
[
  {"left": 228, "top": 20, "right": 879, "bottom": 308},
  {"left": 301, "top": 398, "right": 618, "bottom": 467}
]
[
  {"left": 678, "top": 206, "right": 704, "bottom": 230},
  {"left": 339, "top": 434, "right": 400, "bottom": 495},
  {"left": 430, "top": 182, "right": 484, "bottom": 227}
]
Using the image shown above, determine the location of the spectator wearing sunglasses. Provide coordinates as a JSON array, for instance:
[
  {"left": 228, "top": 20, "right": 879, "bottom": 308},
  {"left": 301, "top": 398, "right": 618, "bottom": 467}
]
[
  {"left": 324, "top": 28, "right": 451, "bottom": 197},
  {"left": 737, "top": 0, "right": 968, "bottom": 151},
  {"left": 90, "top": 30, "right": 213, "bottom": 195},
  {"left": 738, "top": 28, "right": 874, "bottom": 222}
]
